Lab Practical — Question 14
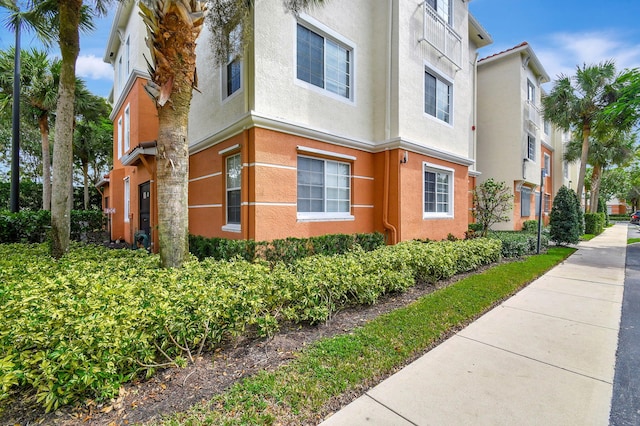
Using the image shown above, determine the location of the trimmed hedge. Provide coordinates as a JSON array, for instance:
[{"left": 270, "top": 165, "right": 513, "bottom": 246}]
[
  {"left": 584, "top": 212, "right": 606, "bottom": 235},
  {"left": 189, "top": 232, "right": 386, "bottom": 264},
  {"left": 0, "top": 210, "right": 104, "bottom": 243},
  {"left": 0, "top": 238, "right": 501, "bottom": 411},
  {"left": 488, "top": 231, "right": 548, "bottom": 258}
]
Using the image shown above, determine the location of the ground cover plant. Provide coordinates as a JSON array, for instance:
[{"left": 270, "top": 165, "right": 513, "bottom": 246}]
[
  {"left": 0, "top": 238, "right": 501, "bottom": 412},
  {"left": 160, "top": 246, "right": 576, "bottom": 425}
]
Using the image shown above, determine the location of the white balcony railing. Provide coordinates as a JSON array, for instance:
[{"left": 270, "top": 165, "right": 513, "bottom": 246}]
[
  {"left": 420, "top": 1, "right": 462, "bottom": 69},
  {"left": 524, "top": 100, "right": 540, "bottom": 130}
]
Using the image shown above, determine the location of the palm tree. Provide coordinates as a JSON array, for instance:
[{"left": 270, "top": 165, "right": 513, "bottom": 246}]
[
  {"left": 141, "top": 0, "right": 325, "bottom": 268},
  {"left": 565, "top": 128, "right": 637, "bottom": 211},
  {"left": 0, "top": 48, "right": 59, "bottom": 210},
  {"left": 542, "top": 61, "right": 618, "bottom": 211}
]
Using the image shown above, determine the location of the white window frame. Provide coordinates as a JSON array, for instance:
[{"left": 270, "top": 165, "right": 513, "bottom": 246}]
[
  {"left": 527, "top": 79, "right": 536, "bottom": 104},
  {"left": 123, "top": 176, "right": 130, "bottom": 223},
  {"left": 426, "top": 0, "right": 452, "bottom": 25},
  {"left": 544, "top": 153, "right": 551, "bottom": 175},
  {"left": 423, "top": 162, "right": 454, "bottom": 219},
  {"left": 527, "top": 134, "right": 536, "bottom": 161},
  {"left": 222, "top": 25, "right": 242, "bottom": 101},
  {"left": 223, "top": 153, "right": 242, "bottom": 231},
  {"left": 297, "top": 154, "right": 353, "bottom": 222},
  {"left": 521, "top": 186, "right": 531, "bottom": 217},
  {"left": 295, "top": 15, "right": 355, "bottom": 102},
  {"left": 125, "top": 36, "right": 130, "bottom": 76},
  {"left": 117, "top": 117, "right": 123, "bottom": 159},
  {"left": 117, "top": 55, "right": 123, "bottom": 93},
  {"left": 124, "top": 104, "right": 130, "bottom": 153},
  {"left": 424, "top": 64, "right": 453, "bottom": 125}
]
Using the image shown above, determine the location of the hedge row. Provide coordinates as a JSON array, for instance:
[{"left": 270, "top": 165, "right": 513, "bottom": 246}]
[
  {"left": 0, "top": 210, "right": 105, "bottom": 243},
  {"left": 488, "top": 231, "right": 549, "bottom": 258},
  {"left": 189, "top": 232, "right": 385, "bottom": 263},
  {"left": 584, "top": 212, "right": 606, "bottom": 235},
  {"left": 0, "top": 238, "right": 501, "bottom": 411}
]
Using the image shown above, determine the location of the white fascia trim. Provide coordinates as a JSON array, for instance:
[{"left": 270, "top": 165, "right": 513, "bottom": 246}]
[
  {"left": 189, "top": 204, "right": 222, "bottom": 209},
  {"left": 219, "top": 144, "right": 241, "bottom": 155},
  {"left": 121, "top": 145, "right": 157, "bottom": 167},
  {"left": 297, "top": 146, "right": 356, "bottom": 161},
  {"left": 377, "top": 138, "right": 475, "bottom": 167},
  {"left": 248, "top": 162, "right": 297, "bottom": 171},
  {"left": 109, "top": 69, "right": 151, "bottom": 121},
  {"left": 469, "top": 169, "right": 482, "bottom": 177}
]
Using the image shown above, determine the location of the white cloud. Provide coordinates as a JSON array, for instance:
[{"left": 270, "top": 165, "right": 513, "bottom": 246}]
[
  {"left": 536, "top": 30, "right": 640, "bottom": 85},
  {"left": 76, "top": 54, "right": 113, "bottom": 81}
]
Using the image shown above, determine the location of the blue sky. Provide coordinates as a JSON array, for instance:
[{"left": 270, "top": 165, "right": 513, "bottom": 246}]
[
  {"left": 469, "top": 0, "right": 640, "bottom": 87},
  {"left": 4, "top": 1, "right": 640, "bottom": 98}
]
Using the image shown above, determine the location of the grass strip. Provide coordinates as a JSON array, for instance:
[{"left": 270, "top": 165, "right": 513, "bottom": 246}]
[
  {"left": 628, "top": 238, "right": 640, "bottom": 244},
  {"left": 159, "top": 247, "right": 575, "bottom": 426}
]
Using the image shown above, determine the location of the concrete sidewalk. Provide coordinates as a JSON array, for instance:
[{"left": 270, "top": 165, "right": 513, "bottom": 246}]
[{"left": 320, "top": 224, "right": 627, "bottom": 426}]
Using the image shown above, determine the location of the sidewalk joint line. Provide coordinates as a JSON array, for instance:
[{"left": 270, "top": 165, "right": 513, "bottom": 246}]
[
  {"left": 525, "top": 286, "right": 623, "bottom": 302},
  {"left": 543, "top": 274, "right": 624, "bottom": 287},
  {"left": 362, "top": 393, "right": 419, "bottom": 425},
  {"left": 457, "top": 335, "right": 614, "bottom": 385},
  {"left": 499, "top": 305, "right": 620, "bottom": 331}
]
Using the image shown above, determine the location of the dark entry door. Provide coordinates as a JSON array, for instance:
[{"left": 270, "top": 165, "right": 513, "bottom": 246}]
[{"left": 139, "top": 181, "right": 151, "bottom": 237}]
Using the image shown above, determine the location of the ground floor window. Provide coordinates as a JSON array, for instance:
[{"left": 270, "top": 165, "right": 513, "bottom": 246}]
[
  {"left": 297, "top": 155, "right": 351, "bottom": 218},
  {"left": 423, "top": 163, "right": 454, "bottom": 218},
  {"left": 226, "top": 153, "right": 241, "bottom": 225},
  {"left": 521, "top": 187, "right": 531, "bottom": 217},
  {"left": 123, "top": 176, "right": 130, "bottom": 223}
]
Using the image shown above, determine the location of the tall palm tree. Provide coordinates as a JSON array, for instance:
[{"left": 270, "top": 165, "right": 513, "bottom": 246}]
[
  {"left": 141, "top": 0, "right": 325, "bottom": 268},
  {"left": 0, "top": 48, "right": 59, "bottom": 210},
  {"left": 565, "top": 128, "right": 637, "bottom": 210},
  {"left": 542, "top": 61, "right": 619, "bottom": 211}
]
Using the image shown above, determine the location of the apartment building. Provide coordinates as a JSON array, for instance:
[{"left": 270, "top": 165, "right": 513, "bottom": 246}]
[
  {"left": 476, "top": 42, "right": 574, "bottom": 230},
  {"left": 101, "top": 0, "right": 491, "bottom": 248}
]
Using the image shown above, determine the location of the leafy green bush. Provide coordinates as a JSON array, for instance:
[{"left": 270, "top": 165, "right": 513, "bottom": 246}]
[
  {"left": 522, "top": 220, "right": 539, "bottom": 233},
  {"left": 0, "top": 210, "right": 104, "bottom": 244},
  {"left": 189, "top": 232, "right": 386, "bottom": 263},
  {"left": 488, "top": 231, "right": 548, "bottom": 258},
  {"left": 584, "top": 212, "right": 606, "bottom": 235},
  {"left": 550, "top": 186, "right": 582, "bottom": 245},
  {"left": 0, "top": 238, "right": 500, "bottom": 409}
]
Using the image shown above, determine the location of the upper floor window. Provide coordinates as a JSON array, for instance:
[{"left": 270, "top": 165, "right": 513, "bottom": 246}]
[
  {"left": 226, "top": 154, "right": 241, "bottom": 225},
  {"left": 427, "top": 0, "right": 451, "bottom": 25},
  {"left": 125, "top": 36, "right": 130, "bottom": 76},
  {"left": 424, "top": 163, "right": 454, "bottom": 218},
  {"left": 117, "top": 117, "right": 123, "bottom": 159},
  {"left": 527, "top": 80, "right": 536, "bottom": 103},
  {"left": 544, "top": 120, "right": 550, "bottom": 135},
  {"left": 527, "top": 134, "right": 536, "bottom": 161},
  {"left": 296, "top": 23, "right": 352, "bottom": 99},
  {"left": 544, "top": 153, "right": 551, "bottom": 175},
  {"left": 297, "top": 155, "right": 351, "bottom": 216},
  {"left": 425, "top": 68, "right": 451, "bottom": 124},
  {"left": 124, "top": 104, "right": 131, "bottom": 153},
  {"left": 223, "top": 25, "right": 242, "bottom": 98}
]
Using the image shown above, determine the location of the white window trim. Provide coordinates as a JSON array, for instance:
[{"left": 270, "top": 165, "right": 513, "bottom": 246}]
[
  {"left": 527, "top": 133, "right": 536, "bottom": 161},
  {"left": 296, "top": 154, "right": 354, "bottom": 222},
  {"left": 125, "top": 36, "right": 130, "bottom": 76},
  {"left": 544, "top": 153, "right": 551, "bottom": 175},
  {"left": 423, "top": 62, "right": 454, "bottom": 126},
  {"left": 423, "top": 162, "right": 454, "bottom": 219},
  {"left": 117, "top": 117, "right": 123, "bottom": 159},
  {"left": 294, "top": 14, "right": 356, "bottom": 104},
  {"left": 123, "top": 176, "right": 130, "bottom": 223},
  {"left": 124, "top": 104, "right": 131, "bottom": 153},
  {"left": 225, "top": 153, "right": 242, "bottom": 227}
]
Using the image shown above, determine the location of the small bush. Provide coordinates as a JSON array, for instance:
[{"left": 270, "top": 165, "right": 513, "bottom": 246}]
[
  {"left": 584, "top": 212, "right": 606, "bottom": 235},
  {"left": 549, "top": 186, "right": 582, "bottom": 245},
  {"left": 0, "top": 210, "right": 104, "bottom": 244},
  {"left": 522, "top": 220, "right": 539, "bottom": 234},
  {"left": 488, "top": 231, "right": 548, "bottom": 258}
]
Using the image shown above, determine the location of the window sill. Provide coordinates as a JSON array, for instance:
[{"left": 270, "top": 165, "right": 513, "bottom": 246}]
[
  {"left": 423, "top": 214, "right": 454, "bottom": 220},
  {"left": 297, "top": 213, "right": 355, "bottom": 222},
  {"left": 221, "top": 224, "right": 241, "bottom": 233}
]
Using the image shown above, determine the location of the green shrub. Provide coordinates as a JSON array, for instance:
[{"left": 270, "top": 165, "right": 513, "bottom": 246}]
[
  {"left": 0, "top": 238, "right": 501, "bottom": 409},
  {"left": 549, "top": 186, "right": 582, "bottom": 245},
  {"left": 584, "top": 212, "right": 606, "bottom": 235},
  {"left": 521, "top": 220, "right": 539, "bottom": 233},
  {"left": 0, "top": 210, "right": 104, "bottom": 244},
  {"left": 488, "top": 231, "right": 548, "bottom": 258}
]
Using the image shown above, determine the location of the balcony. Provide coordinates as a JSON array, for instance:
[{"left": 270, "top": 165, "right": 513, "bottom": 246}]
[
  {"left": 524, "top": 100, "right": 540, "bottom": 132},
  {"left": 420, "top": 2, "right": 462, "bottom": 69}
]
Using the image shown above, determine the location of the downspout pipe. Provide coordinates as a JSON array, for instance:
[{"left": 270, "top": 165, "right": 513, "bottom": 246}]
[{"left": 383, "top": 149, "right": 397, "bottom": 244}]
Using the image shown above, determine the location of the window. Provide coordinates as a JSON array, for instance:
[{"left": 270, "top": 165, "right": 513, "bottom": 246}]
[
  {"left": 426, "top": 0, "right": 451, "bottom": 24},
  {"left": 527, "top": 80, "right": 535, "bottom": 103},
  {"left": 544, "top": 120, "right": 550, "bottom": 135},
  {"left": 423, "top": 163, "right": 453, "bottom": 217},
  {"left": 117, "top": 117, "right": 123, "bottom": 159},
  {"left": 563, "top": 160, "right": 569, "bottom": 179},
  {"left": 124, "top": 104, "right": 130, "bottom": 153},
  {"left": 527, "top": 134, "right": 536, "bottom": 161},
  {"left": 118, "top": 55, "right": 123, "bottom": 92},
  {"left": 125, "top": 36, "right": 130, "bottom": 76},
  {"left": 544, "top": 153, "right": 551, "bottom": 175},
  {"left": 544, "top": 194, "right": 551, "bottom": 213},
  {"left": 226, "top": 154, "right": 241, "bottom": 225},
  {"left": 124, "top": 177, "right": 130, "bottom": 223},
  {"left": 535, "top": 191, "right": 541, "bottom": 214},
  {"left": 296, "top": 23, "right": 352, "bottom": 98},
  {"left": 521, "top": 187, "right": 531, "bottom": 217},
  {"left": 297, "top": 156, "right": 351, "bottom": 216},
  {"left": 425, "top": 69, "right": 451, "bottom": 123},
  {"left": 223, "top": 25, "right": 242, "bottom": 98}
]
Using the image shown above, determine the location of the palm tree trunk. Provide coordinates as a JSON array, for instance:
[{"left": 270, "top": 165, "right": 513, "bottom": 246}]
[
  {"left": 576, "top": 124, "right": 591, "bottom": 212},
  {"left": 590, "top": 163, "right": 603, "bottom": 213},
  {"left": 82, "top": 161, "right": 89, "bottom": 210},
  {"left": 38, "top": 114, "right": 51, "bottom": 210},
  {"left": 51, "top": 0, "right": 81, "bottom": 258}
]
